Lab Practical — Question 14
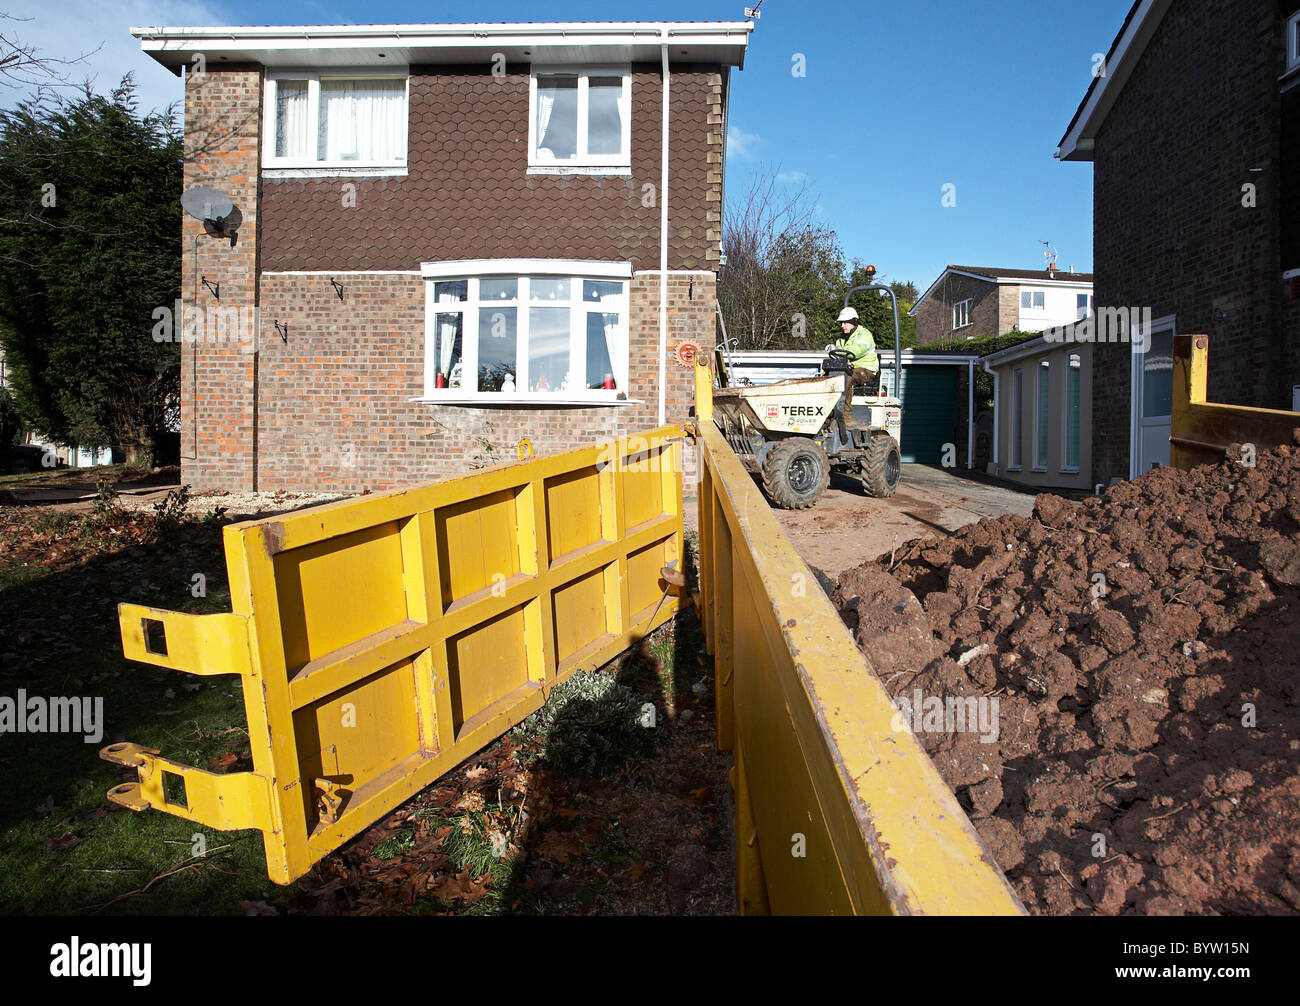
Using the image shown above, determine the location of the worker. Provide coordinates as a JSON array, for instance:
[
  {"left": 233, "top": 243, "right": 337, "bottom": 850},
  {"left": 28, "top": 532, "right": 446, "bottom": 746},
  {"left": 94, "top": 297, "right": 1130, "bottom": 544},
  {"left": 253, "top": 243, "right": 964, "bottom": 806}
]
[{"left": 835, "top": 307, "right": 880, "bottom": 393}]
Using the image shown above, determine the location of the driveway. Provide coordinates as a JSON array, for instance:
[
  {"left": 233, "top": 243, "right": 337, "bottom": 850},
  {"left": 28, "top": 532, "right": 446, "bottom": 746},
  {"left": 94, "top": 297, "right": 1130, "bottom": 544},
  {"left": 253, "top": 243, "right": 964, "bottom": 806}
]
[{"left": 687, "top": 463, "right": 1042, "bottom": 585}]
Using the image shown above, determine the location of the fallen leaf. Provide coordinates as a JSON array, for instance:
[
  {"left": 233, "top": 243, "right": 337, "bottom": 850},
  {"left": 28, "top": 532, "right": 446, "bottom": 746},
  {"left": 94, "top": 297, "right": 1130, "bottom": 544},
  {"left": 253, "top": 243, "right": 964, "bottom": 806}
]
[
  {"left": 35, "top": 795, "right": 55, "bottom": 817},
  {"left": 207, "top": 752, "right": 238, "bottom": 772},
  {"left": 464, "top": 765, "right": 488, "bottom": 782},
  {"left": 685, "top": 786, "right": 712, "bottom": 805},
  {"left": 44, "top": 833, "right": 81, "bottom": 852}
]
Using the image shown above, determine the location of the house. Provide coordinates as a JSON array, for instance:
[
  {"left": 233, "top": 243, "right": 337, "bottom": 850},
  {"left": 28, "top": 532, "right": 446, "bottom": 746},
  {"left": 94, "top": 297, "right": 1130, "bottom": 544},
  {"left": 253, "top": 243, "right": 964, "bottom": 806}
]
[
  {"left": 131, "top": 21, "right": 752, "bottom": 491},
  {"left": 1056, "top": 0, "right": 1300, "bottom": 484},
  {"left": 910, "top": 265, "right": 1094, "bottom": 345},
  {"left": 979, "top": 325, "right": 1094, "bottom": 493}
]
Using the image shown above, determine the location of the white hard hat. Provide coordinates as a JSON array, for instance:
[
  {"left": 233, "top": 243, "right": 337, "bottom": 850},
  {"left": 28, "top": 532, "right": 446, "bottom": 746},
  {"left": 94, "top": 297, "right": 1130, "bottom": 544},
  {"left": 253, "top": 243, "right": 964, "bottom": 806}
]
[{"left": 838, "top": 307, "right": 859, "bottom": 322}]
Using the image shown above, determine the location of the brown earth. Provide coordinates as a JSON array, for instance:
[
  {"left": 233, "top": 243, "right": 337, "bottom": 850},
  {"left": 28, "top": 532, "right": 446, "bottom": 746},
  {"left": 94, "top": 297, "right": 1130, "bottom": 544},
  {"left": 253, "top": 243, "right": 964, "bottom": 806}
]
[{"left": 832, "top": 439, "right": 1300, "bottom": 916}]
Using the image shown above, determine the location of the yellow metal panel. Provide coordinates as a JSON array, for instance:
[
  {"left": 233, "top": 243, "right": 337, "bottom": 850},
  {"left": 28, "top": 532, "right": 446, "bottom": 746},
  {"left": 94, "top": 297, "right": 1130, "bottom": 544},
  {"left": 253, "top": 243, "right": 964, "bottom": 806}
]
[
  {"left": 106, "top": 427, "right": 687, "bottom": 885},
  {"left": 274, "top": 522, "right": 407, "bottom": 671},
  {"left": 545, "top": 466, "right": 603, "bottom": 561},
  {"left": 695, "top": 414, "right": 1024, "bottom": 916},
  {"left": 1172, "top": 334, "right": 1300, "bottom": 471},
  {"left": 447, "top": 604, "right": 531, "bottom": 734}
]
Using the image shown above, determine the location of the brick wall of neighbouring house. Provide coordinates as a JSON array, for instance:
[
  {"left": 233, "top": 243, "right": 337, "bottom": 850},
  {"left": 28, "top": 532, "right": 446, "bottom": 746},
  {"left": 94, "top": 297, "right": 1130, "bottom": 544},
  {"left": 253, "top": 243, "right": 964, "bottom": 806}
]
[
  {"left": 1090, "top": 0, "right": 1297, "bottom": 485},
  {"left": 179, "top": 64, "right": 262, "bottom": 490},
  {"left": 914, "top": 274, "right": 1002, "bottom": 344},
  {"left": 259, "top": 64, "right": 724, "bottom": 274},
  {"left": 240, "top": 271, "right": 714, "bottom": 492}
]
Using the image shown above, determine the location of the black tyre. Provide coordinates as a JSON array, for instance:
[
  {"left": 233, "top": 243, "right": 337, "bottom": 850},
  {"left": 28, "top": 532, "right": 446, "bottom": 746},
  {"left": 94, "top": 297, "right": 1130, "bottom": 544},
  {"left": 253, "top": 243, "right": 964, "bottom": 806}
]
[
  {"left": 861, "top": 434, "right": 901, "bottom": 498},
  {"left": 761, "top": 438, "right": 830, "bottom": 509}
]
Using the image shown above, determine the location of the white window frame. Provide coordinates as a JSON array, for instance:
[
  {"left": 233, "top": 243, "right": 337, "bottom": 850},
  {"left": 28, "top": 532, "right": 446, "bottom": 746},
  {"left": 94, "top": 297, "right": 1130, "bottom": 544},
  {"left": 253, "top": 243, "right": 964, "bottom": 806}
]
[
  {"left": 263, "top": 68, "right": 410, "bottom": 170},
  {"left": 1061, "top": 352, "right": 1082, "bottom": 473},
  {"left": 528, "top": 65, "right": 632, "bottom": 170},
  {"left": 1009, "top": 367, "right": 1024, "bottom": 470},
  {"left": 1021, "top": 289, "right": 1046, "bottom": 311},
  {"left": 1289, "top": 11, "right": 1300, "bottom": 72},
  {"left": 952, "top": 298, "right": 973, "bottom": 330},
  {"left": 1033, "top": 359, "right": 1050, "bottom": 472},
  {"left": 416, "top": 260, "right": 633, "bottom": 405}
]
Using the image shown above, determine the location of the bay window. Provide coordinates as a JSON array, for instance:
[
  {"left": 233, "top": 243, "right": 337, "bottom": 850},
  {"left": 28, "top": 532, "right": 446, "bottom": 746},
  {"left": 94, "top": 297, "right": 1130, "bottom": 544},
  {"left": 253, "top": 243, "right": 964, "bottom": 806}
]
[
  {"left": 264, "top": 70, "right": 408, "bottom": 169},
  {"left": 420, "top": 262, "right": 631, "bottom": 402},
  {"left": 529, "top": 67, "right": 631, "bottom": 168}
]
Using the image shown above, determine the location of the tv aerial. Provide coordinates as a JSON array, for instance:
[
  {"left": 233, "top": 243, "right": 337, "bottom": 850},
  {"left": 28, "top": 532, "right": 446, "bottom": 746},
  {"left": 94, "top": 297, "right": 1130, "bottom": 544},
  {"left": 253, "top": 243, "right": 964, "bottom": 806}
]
[{"left": 181, "top": 186, "right": 241, "bottom": 246}]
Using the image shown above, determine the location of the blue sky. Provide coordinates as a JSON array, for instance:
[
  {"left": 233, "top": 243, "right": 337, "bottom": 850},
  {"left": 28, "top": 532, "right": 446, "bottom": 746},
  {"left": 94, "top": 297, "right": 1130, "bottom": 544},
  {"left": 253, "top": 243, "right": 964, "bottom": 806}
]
[{"left": 5, "top": 0, "right": 1134, "bottom": 289}]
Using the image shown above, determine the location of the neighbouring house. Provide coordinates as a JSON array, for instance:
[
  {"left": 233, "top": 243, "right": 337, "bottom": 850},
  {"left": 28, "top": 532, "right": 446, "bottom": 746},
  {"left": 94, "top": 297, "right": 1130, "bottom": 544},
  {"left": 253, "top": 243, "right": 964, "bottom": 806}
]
[
  {"left": 131, "top": 21, "right": 751, "bottom": 491},
  {"left": 980, "top": 325, "right": 1094, "bottom": 493},
  {"left": 1057, "top": 0, "right": 1300, "bottom": 484},
  {"left": 910, "top": 265, "right": 1094, "bottom": 345}
]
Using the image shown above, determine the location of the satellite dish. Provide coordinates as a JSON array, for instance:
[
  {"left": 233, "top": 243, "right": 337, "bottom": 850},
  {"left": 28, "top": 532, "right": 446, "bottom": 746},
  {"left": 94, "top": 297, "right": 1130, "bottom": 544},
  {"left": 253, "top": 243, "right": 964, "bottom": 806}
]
[{"left": 181, "top": 186, "right": 239, "bottom": 246}]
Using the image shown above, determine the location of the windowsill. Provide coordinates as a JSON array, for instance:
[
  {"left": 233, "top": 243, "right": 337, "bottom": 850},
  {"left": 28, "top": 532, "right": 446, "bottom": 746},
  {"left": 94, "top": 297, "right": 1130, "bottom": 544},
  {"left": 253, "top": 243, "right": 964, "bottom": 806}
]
[
  {"left": 411, "top": 394, "right": 643, "bottom": 407},
  {"left": 263, "top": 165, "right": 408, "bottom": 178},
  {"left": 1280, "top": 63, "right": 1300, "bottom": 86},
  {"left": 1006, "top": 466, "right": 1023, "bottom": 473},
  {"left": 1031, "top": 466, "right": 1048, "bottom": 473},
  {"left": 526, "top": 165, "right": 632, "bottom": 176},
  {"left": 1059, "top": 467, "right": 1080, "bottom": 475}
]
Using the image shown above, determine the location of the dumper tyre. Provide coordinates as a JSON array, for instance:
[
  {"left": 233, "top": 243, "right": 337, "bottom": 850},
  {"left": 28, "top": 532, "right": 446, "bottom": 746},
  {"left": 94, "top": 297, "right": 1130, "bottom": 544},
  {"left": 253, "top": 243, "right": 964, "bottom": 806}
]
[
  {"left": 761, "top": 438, "right": 830, "bottom": 509},
  {"left": 861, "top": 434, "right": 901, "bottom": 498}
]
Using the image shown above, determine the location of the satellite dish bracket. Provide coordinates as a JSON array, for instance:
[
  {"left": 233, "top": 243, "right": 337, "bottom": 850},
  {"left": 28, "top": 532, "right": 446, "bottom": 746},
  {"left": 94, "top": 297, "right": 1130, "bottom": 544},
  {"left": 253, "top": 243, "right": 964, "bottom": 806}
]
[{"left": 201, "top": 276, "right": 220, "bottom": 301}]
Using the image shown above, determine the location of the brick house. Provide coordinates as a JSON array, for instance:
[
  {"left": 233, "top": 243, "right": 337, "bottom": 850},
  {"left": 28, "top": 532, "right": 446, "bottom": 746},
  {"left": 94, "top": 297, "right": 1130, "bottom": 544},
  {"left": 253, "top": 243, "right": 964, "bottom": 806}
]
[
  {"left": 911, "top": 265, "right": 1094, "bottom": 345},
  {"left": 1057, "top": 0, "right": 1300, "bottom": 485},
  {"left": 132, "top": 21, "right": 751, "bottom": 491}
]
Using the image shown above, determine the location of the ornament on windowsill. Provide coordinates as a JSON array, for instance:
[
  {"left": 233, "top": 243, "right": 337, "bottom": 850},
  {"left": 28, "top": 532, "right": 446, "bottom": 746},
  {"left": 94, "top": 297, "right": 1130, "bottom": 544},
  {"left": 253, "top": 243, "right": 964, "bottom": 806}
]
[
  {"left": 502, "top": 373, "right": 516, "bottom": 393},
  {"left": 534, "top": 373, "right": 550, "bottom": 392}
]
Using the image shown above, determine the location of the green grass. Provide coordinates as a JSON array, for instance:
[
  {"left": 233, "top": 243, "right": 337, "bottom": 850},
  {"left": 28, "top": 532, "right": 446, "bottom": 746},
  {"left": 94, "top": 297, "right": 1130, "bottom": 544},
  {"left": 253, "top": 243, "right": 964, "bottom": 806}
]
[{"left": 0, "top": 512, "right": 293, "bottom": 915}]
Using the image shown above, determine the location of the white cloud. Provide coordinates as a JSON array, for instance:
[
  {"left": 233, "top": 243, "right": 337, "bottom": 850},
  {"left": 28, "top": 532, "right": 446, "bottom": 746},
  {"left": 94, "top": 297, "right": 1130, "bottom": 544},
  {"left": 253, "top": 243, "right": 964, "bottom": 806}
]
[
  {"left": 1, "top": 1, "right": 233, "bottom": 116},
  {"left": 727, "top": 124, "right": 761, "bottom": 160},
  {"left": 777, "top": 170, "right": 810, "bottom": 185}
]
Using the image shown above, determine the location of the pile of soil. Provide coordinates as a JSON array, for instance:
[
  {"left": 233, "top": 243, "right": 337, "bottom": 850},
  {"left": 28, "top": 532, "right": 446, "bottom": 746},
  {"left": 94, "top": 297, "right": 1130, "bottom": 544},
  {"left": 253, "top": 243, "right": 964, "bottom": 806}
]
[{"left": 832, "top": 439, "right": 1300, "bottom": 915}]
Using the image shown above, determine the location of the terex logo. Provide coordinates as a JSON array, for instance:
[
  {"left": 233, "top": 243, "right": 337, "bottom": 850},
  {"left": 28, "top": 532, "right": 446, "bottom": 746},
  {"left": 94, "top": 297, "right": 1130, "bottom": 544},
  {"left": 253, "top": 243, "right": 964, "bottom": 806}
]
[
  {"left": 782, "top": 405, "right": 825, "bottom": 417},
  {"left": 766, "top": 405, "right": 779, "bottom": 418}
]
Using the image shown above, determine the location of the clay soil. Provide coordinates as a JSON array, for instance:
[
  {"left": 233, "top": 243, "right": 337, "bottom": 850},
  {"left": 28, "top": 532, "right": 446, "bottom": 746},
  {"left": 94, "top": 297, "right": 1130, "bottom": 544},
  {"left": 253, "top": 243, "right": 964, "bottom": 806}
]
[{"left": 833, "top": 440, "right": 1300, "bottom": 915}]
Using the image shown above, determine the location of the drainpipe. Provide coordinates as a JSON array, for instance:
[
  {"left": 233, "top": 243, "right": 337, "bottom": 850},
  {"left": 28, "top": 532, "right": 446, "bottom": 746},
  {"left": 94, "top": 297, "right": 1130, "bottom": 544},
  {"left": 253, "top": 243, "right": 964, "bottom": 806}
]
[
  {"left": 967, "top": 358, "right": 975, "bottom": 469},
  {"left": 982, "top": 358, "right": 999, "bottom": 471},
  {"left": 658, "top": 29, "right": 671, "bottom": 426}
]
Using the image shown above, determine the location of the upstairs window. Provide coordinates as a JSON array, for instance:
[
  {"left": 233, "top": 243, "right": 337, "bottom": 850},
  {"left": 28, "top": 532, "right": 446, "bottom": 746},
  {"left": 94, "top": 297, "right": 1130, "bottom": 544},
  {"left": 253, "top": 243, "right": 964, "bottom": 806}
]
[
  {"left": 529, "top": 67, "right": 631, "bottom": 168},
  {"left": 952, "top": 298, "right": 973, "bottom": 330},
  {"left": 1077, "top": 293, "right": 1095, "bottom": 319},
  {"left": 264, "top": 71, "right": 408, "bottom": 169},
  {"left": 1021, "top": 290, "right": 1046, "bottom": 310}
]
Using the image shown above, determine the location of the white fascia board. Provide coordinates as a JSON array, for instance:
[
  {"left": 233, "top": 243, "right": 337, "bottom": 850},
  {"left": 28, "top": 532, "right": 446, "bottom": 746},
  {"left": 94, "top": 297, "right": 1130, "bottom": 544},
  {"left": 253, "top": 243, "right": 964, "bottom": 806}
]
[
  {"left": 996, "top": 276, "right": 1094, "bottom": 288},
  {"left": 130, "top": 22, "right": 753, "bottom": 71},
  {"left": 980, "top": 336, "right": 1055, "bottom": 367},
  {"left": 1056, "top": 0, "right": 1173, "bottom": 162},
  {"left": 420, "top": 259, "right": 632, "bottom": 279}
]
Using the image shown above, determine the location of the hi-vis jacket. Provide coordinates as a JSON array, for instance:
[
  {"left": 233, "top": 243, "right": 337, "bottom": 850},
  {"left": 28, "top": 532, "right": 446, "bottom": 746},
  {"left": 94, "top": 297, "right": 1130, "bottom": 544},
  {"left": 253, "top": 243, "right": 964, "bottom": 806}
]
[{"left": 835, "top": 324, "right": 880, "bottom": 372}]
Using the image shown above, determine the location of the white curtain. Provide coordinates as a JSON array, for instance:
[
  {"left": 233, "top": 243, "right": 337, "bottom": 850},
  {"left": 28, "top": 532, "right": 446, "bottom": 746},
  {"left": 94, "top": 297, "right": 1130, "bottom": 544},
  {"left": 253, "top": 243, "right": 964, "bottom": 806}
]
[
  {"left": 601, "top": 312, "right": 619, "bottom": 388},
  {"left": 319, "top": 79, "right": 406, "bottom": 162},
  {"left": 535, "top": 91, "right": 554, "bottom": 158},
  {"left": 275, "top": 81, "right": 310, "bottom": 159}
]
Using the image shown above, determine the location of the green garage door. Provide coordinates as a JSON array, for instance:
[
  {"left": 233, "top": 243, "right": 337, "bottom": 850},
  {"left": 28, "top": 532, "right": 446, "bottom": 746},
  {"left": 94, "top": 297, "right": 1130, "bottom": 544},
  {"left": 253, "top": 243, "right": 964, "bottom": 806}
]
[{"left": 892, "top": 365, "right": 957, "bottom": 464}]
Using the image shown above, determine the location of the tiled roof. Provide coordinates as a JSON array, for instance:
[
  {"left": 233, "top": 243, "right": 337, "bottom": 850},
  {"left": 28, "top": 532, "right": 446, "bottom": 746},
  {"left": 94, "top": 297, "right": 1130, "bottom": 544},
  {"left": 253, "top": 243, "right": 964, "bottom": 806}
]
[
  {"left": 948, "top": 265, "right": 1094, "bottom": 283},
  {"left": 260, "top": 65, "right": 721, "bottom": 273}
]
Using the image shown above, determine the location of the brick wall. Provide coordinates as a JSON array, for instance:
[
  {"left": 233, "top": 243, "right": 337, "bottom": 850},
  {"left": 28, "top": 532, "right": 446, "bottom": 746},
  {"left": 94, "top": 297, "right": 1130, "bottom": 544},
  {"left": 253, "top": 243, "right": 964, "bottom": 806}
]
[
  {"left": 1090, "top": 0, "right": 1299, "bottom": 484},
  {"left": 179, "top": 64, "right": 262, "bottom": 489},
  {"left": 241, "top": 271, "right": 713, "bottom": 492},
  {"left": 914, "top": 273, "right": 1004, "bottom": 344}
]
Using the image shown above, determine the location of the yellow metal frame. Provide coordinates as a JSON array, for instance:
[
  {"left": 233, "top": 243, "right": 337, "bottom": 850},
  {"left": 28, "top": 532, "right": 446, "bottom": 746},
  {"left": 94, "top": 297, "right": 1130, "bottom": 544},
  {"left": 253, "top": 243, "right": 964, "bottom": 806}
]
[
  {"left": 103, "top": 427, "right": 687, "bottom": 884},
  {"left": 694, "top": 358, "right": 1024, "bottom": 915},
  {"left": 1172, "top": 334, "right": 1300, "bottom": 470}
]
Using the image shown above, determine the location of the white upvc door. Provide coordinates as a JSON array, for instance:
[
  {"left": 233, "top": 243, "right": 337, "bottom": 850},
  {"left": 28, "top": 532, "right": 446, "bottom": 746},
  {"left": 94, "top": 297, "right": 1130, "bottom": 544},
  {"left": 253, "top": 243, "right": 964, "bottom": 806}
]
[{"left": 1130, "top": 315, "right": 1175, "bottom": 477}]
